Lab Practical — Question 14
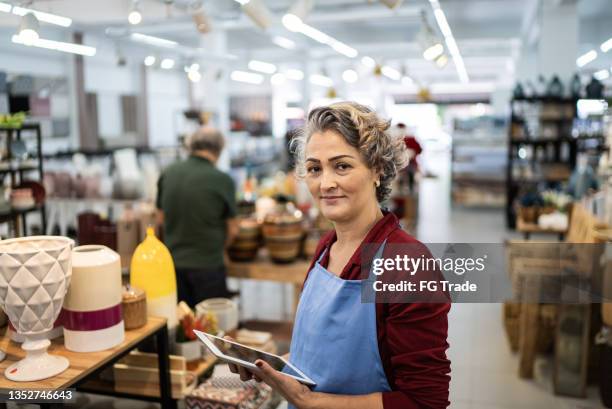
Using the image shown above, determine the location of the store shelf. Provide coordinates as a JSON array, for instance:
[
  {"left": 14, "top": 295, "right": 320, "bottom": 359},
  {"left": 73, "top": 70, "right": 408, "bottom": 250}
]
[
  {"left": 512, "top": 96, "right": 577, "bottom": 103},
  {"left": 0, "top": 204, "right": 44, "bottom": 220},
  {"left": 0, "top": 164, "right": 39, "bottom": 175}
]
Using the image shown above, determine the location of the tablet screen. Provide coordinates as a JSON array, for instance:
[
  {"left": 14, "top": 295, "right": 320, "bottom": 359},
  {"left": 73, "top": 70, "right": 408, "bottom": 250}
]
[{"left": 203, "top": 333, "right": 307, "bottom": 381}]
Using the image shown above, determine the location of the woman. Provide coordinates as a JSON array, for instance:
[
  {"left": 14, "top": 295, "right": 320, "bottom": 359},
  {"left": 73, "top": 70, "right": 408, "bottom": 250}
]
[{"left": 230, "top": 102, "right": 451, "bottom": 409}]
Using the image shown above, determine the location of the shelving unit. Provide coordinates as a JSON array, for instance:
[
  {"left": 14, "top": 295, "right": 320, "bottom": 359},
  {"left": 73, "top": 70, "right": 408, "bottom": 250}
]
[
  {"left": 506, "top": 98, "right": 578, "bottom": 228},
  {"left": 0, "top": 123, "right": 46, "bottom": 236}
]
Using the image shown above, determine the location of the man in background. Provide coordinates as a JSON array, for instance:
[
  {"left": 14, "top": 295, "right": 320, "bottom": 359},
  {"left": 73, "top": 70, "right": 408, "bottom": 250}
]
[{"left": 156, "top": 127, "right": 239, "bottom": 308}]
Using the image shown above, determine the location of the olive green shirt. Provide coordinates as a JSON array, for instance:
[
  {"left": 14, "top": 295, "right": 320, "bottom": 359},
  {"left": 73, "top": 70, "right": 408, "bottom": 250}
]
[{"left": 156, "top": 155, "right": 237, "bottom": 269}]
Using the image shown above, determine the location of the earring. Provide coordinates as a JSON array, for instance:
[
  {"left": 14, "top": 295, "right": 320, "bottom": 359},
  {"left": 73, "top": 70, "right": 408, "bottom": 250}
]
[{"left": 375, "top": 180, "right": 380, "bottom": 187}]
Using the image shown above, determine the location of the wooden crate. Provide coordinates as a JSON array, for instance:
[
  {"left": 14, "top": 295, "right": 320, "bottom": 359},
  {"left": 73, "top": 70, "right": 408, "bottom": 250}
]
[{"left": 113, "top": 351, "right": 197, "bottom": 399}]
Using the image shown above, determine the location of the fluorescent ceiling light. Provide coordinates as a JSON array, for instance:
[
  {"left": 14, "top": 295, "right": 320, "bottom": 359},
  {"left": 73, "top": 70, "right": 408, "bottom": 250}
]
[
  {"left": 601, "top": 38, "right": 612, "bottom": 53},
  {"left": 18, "top": 13, "right": 40, "bottom": 45},
  {"left": 381, "top": 66, "right": 401, "bottom": 81},
  {"left": 342, "top": 69, "right": 358, "bottom": 83},
  {"left": 309, "top": 74, "right": 333, "bottom": 87},
  {"left": 271, "top": 73, "right": 286, "bottom": 85},
  {"left": 10, "top": 5, "right": 72, "bottom": 27},
  {"left": 286, "top": 69, "right": 304, "bottom": 80},
  {"left": 282, "top": 13, "right": 303, "bottom": 32},
  {"left": 231, "top": 70, "right": 264, "bottom": 84},
  {"left": 273, "top": 36, "right": 296, "bottom": 50},
  {"left": 361, "top": 56, "right": 376, "bottom": 68},
  {"left": 428, "top": 4, "right": 469, "bottom": 83},
  {"left": 0, "top": 2, "right": 12, "bottom": 12},
  {"left": 248, "top": 59, "right": 277, "bottom": 74},
  {"left": 144, "top": 55, "right": 156, "bottom": 66},
  {"left": 130, "top": 33, "right": 178, "bottom": 48},
  {"left": 234, "top": 0, "right": 251, "bottom": 4},
  {"left": 594, "top": 69, "right": 610, "bottom": 81},
  {"left": 576, "top": 50, "right": 597, "bottom": 67},
  {"left": 160, "top": 58, "right": 175, "bottom": 69},
  {"left": 12, "top": 34, "right": 96, "bottom": 56},
  {"left": 283, "top": 13, "right": 358, "bottom": 59}
]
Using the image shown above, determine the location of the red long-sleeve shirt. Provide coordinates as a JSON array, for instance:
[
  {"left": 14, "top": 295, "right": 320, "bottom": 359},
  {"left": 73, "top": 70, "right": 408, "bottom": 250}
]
[{"left": 304, "top": 211, "right": 451, "bottom": 409}]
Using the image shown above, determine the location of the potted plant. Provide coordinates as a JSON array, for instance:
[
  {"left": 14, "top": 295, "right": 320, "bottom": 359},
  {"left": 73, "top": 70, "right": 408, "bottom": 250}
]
[{"left": 174, "top": 302, "right": 219, "bottom": 362}]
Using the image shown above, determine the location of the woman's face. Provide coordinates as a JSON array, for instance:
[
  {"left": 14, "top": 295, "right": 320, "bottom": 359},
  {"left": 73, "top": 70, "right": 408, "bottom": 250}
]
[{"left": 305, "top": 130, "right": 379, "bottom": 223}]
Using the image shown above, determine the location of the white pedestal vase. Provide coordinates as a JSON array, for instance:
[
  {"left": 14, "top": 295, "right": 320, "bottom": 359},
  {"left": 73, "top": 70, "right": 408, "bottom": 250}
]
[{"left": 0, "top": 236, "right": 74, "bottom": 381}]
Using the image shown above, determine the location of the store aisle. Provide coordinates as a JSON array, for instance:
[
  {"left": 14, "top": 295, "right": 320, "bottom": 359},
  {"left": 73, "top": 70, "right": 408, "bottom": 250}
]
[{"left": 418, "top": 150, "right": 604, "bottom": 409}]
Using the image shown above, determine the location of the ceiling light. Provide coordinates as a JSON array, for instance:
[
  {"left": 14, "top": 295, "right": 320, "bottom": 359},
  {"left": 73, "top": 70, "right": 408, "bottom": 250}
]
[
  {"left": 10, "top": 4, "right": 72, "bottom": 27},
  {"left": 426, "top": 6, "right": 469, "bottom": 83},
  {"left": 12, "top": 35, "right": 96, "bottom": 56},
  {"left": 576, "top": 50, "right": 597, "bottom": 67},
  {"left": 271, "top": 73, "right": 286, "bottom": 85},
  {"left": 189, "top": 63, "right": 200, "bottom": 71},
  {"left": 188, "top": 70, "right": 202, "bottom": 83},
  {"left": 435, "top": 53, "right": 448, "bottom": 68},
  {"left": 381, "top": 66, "right": 401, "bottom": 81},
  {"left": 282, "top": 13, "right": 303, "bottom": 32},
  {"left": 594, "top": 69, "right": 610, "bottom": 81},
  {"left": 128, "top": 1, "right": 142, "bottom": 25},
  {"left": 241, "top": 0, "right": 273, "bottom": 29},
  {"left": 402, "top": 76, "right": 413, "bottom": 85},
  {"left": 160, "top": 58, "right": 175, "bottom": 69},
  {"left": 144, "top": 55, "right": 156, "bottom": 66},
  {"left": 234, "top": 0, "right": 250, "bottom": 4},
  {"left": 248, "top": 59, "right": 277, "bottom": 74},
  {"left": 17, "top": 12, "right": 39, "bottom": 45},
  {"left": 294, "top": 20, "right": 330, "bottom": 43},
  {"left": 0, "top": 2, "right": 12, "bottom": 12},
  {"left": 192, "top": 8, "right": 211, "bottom": 34},
  {"left": 379, "top": 0, "right": 403, "bottom": 9},
  {"left": 423, "top": 43, "right": 444, "bottom": 61},
  {"left": 361, "top": 56, "right": 376, "bottom": 68},
  {"left": 600, "top": 38, "right": 612, "bottom": 53},
  {"left": 309, "top": 74, "right": 333, "bottom": 87},
  {"left": 272, "top": 36, "right": 296, "bottom": 50},
  {"left": 231, "top": 70, "right": 264, "bottom": 84},
  {"left": 330, "top": 40, "right": 358, "bottom": 58},
  {"left": 342, "top": 69, "right": 358, "bottom": 83},
  {"left": 286, "top": 69, "right": 304, "bottom": 80},
  {"left": 288, "top": 0, "right": 314, "bottom": 20},
  {"left": 130, "top": 33, "right": 178, "bottom": 48}
]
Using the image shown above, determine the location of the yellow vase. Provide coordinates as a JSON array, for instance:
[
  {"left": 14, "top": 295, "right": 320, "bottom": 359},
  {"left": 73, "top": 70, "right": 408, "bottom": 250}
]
[{"left": 130, "top": 227, "right": 178, "bottom": 328}]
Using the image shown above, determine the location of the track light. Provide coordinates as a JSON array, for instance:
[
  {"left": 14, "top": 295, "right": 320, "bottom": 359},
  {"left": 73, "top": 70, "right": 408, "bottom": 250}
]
[
  {"left": 188, "top": 70, "right": 201, "bottom": 82},
  {"left": 240, "top": 0, "right": 273, "bottom": 30},
  {"left": 3, "top": 3, "right": 72, "bottom": 27},
  {"left": 190, "top": 1, "right": 211, "bottom": 34},
  {"left": 17, "top": 12, "right": 39, "bottom": 45},
  {"left": 379, "top": 0, "right": 403, "bottom": 9},
  {"left": 418, "top": 11, "right": 444, "bottom": 61},
  {"left": 435, "top": 53, "right": 448, "bottom": 68},
  {"left": 128, "top": 0, "right": 142, "bottom": 25}
]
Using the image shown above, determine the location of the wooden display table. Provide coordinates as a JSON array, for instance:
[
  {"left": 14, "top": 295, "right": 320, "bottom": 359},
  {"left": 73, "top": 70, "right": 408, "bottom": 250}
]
[
  {"left": 0, "top": 316, "right": 175, "bottom": 409},
  {"left": 227, "top": 256, "right": 309, "bottom": 316},
  {"left": 516, "top": 216, "right": 567, "bottom": 240}
]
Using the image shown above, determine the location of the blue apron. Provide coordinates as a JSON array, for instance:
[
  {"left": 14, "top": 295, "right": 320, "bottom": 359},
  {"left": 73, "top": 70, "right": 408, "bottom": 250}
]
[{"left": 287, "top": 241, "right": 391, "bottom": 408}]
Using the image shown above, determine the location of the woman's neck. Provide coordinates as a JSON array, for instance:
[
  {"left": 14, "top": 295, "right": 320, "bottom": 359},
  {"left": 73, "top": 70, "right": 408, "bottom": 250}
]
[{"left": 334, "top": 204, "right": 384, "bottom": 247}]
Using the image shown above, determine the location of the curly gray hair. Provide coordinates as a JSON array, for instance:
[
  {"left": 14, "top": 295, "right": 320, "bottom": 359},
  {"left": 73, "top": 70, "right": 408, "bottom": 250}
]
[{"left": 291, "top": 101, "right": 409, "bottom": 202}]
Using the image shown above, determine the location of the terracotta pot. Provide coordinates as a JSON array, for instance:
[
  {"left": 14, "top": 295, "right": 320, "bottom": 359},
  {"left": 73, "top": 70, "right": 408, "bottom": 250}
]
[
  {"left": 519, "top": 206, "right": 538, "bottom": 224},
  {"left": 228, "top": 218, "right": 261, "bottom": 262},
  {"left": 265, "top": 234, "right": 303, "bottom": 263}
]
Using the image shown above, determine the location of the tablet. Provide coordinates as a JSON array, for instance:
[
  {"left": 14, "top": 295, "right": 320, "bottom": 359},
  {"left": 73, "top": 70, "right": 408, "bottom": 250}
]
[{"left": 193, "top": 330, "right": 316, "bottom": 387}]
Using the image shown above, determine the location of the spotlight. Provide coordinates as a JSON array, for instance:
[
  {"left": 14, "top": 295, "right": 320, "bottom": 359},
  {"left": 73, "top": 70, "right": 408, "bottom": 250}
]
[
  {"left": 190, "top": 1, "right": 211, "bottom": 34},
  {"left": 17, "top": 12, "right": 39, "bottom": 45},
  {"left": 240, "top": 0, "right": 273, "bottom": 30},
  {"left": 417, "top": 10, "right": 445, "bottom": 62},
  {"left": 128, "top": 0, "right": 142, "bottom": 25},
  {"left": 379, "top": 0, "right": 403, "bottom": 9},
  {"left": 287, "top": 0, "right": 314, "bottom": 21},
  {"left": 188, "top": 70, "right": 202, "bottom": 83},
  {"left": 435, "top": 53, "right": 448, "bottom": 68},
  {"left": 144, "top": 55, "right": 156, "bottom": 66}
]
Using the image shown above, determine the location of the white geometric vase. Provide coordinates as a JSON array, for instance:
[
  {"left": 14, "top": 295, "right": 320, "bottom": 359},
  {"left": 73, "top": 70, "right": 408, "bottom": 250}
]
[{"left": 0, "top": 236, "right": 74, "bottom": 381}]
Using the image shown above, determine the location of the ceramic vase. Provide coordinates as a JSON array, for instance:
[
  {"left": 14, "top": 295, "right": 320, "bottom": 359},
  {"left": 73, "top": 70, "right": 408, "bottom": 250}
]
[
  {"left": 195, "top": 298, "right": 238, "bottom": 333},
  {"left": 0, "top": 236, "right": 74, "bottom": 381},
  {"left": 63, "top": 245, "right": 124, "bottom": 352}
]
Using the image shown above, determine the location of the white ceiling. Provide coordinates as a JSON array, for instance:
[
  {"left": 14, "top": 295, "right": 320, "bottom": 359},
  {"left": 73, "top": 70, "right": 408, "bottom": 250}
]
[{"left": 0, "top": 0, "right": 611, "bottom": 86}]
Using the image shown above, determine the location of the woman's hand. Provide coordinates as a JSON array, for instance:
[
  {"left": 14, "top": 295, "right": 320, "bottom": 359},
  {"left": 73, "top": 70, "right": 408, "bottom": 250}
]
[{"left": 252, "top": 359, "right": 314, "bottom": 409}]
